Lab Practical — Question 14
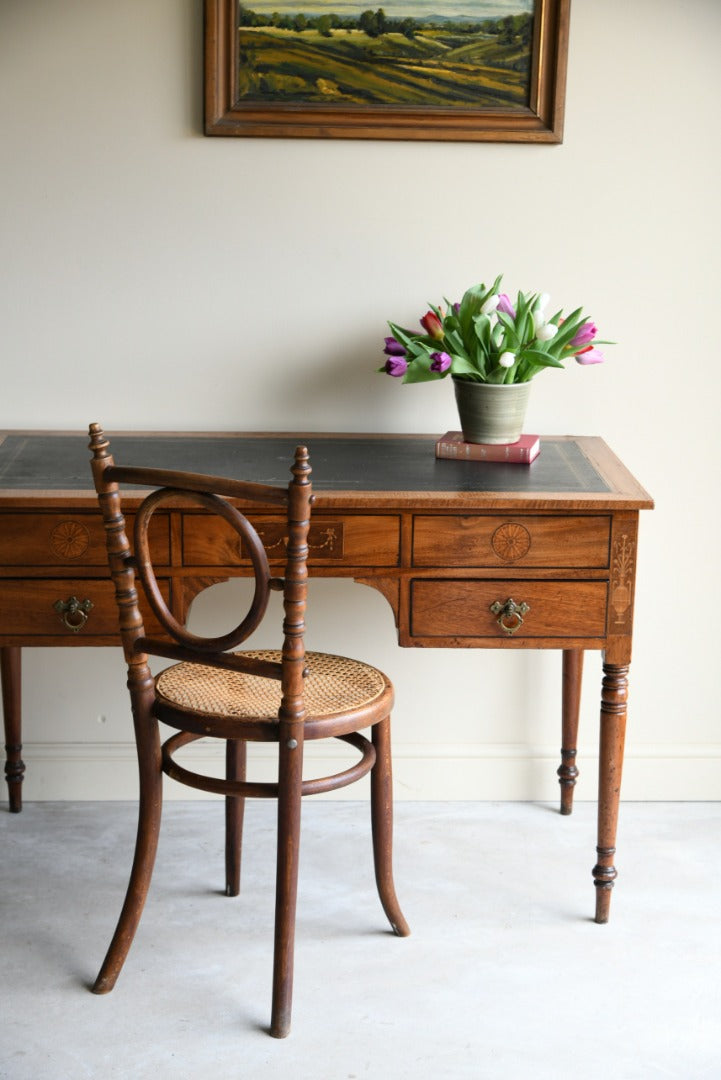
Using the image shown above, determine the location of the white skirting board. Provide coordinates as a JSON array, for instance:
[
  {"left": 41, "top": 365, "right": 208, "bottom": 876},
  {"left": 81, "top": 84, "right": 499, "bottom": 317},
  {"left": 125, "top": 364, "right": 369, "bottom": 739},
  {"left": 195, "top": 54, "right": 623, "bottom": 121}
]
[{"left": 13, "top": 740, "right": 721, "bottom": 801}]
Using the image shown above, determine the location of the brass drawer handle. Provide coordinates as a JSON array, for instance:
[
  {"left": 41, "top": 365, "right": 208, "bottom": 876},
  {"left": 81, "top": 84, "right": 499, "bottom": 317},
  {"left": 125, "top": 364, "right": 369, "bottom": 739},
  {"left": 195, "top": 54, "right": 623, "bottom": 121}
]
[
  {"left": 53, "top": 596, "right": 94, "bottom": 632},
  {"left": 490, "top": 598, "right": 530, "bottom": 635}
]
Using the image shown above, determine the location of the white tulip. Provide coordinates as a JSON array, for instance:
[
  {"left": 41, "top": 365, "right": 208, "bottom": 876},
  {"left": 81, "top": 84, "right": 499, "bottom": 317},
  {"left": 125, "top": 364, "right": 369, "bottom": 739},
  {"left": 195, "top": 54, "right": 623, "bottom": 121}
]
[
  {"left": 481, "top": 294, "right": 500, "bottom": 315},
  {"left": 532, "top": 293, "right": 550, "bottom": 331},
  {"left": 536, "top": 323, "right": 558, "bottom": 342},
  {"left": 499, "top": 351, "right": 516, "bottom": 368}
]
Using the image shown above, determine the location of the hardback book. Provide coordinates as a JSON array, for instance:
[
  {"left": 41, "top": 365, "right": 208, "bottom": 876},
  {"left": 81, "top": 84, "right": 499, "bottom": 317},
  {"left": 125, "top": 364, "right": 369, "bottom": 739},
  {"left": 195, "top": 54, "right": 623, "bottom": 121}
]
[{"left": 435, "top": 431, "right": 541, "bottom": 464}]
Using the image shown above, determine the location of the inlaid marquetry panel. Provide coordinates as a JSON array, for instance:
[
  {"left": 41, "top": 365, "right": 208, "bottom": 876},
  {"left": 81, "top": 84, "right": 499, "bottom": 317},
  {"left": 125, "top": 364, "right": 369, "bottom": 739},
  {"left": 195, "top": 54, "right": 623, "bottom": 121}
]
[
  {"left": 610, "top": 533, "right": 636, "bottom": 631},
  {"left": 182, "top": 514, "right": 400, "bottom": 567},
  {"left": 412, "top": 515, "right": 611, "bottom": 568},
  {"left": 0, "top": 514, "right": 170, "bottom": 566}
]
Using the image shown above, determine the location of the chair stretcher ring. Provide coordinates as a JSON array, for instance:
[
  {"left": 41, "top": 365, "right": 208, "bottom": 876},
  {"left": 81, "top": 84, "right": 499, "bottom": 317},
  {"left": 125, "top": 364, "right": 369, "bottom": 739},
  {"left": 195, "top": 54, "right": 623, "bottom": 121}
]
[{"left": 161, "top": 729, "right": 376, "bottom": 799}]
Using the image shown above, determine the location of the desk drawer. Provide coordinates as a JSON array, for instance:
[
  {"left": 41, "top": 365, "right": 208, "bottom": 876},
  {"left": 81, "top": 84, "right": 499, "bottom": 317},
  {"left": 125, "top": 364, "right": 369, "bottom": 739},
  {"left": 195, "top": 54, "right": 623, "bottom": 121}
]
[
  {"left": 410, "top": 579, "right": 608, "bottom": 639},
  {"left": 412, "top": 515, "right": 610, "bottom": 568},
  {"left": 0, "top": 579, "right": 169, "bottom": 638},
  {"left": 0, "top": 513, "right": 170, "bottom": 566},
  {"left": 182, "top": 514, "right": 400, "bottom": 567}
]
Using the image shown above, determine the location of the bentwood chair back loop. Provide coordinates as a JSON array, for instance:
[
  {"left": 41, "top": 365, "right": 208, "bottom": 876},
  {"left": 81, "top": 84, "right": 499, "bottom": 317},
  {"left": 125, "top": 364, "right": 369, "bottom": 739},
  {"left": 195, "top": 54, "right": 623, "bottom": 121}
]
[
  {"left": 87, "top": 423, "right": 408, "bottom": 1039},
  {"left": 133, "top": 487, "right": 274, "bottom": 654}
]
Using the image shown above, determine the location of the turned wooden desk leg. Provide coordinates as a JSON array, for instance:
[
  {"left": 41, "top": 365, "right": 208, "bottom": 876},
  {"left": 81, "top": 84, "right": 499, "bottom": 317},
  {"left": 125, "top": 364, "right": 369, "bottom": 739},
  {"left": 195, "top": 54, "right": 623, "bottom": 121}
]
[
  {"left": 593, "top": 662, "right": 629, "bottom": 924},
  {"left": 558, "top": 649, "right": 583, "bottom": 815},
  {"left": 1, "top": 647, "right": 24, "bottom": 813}
]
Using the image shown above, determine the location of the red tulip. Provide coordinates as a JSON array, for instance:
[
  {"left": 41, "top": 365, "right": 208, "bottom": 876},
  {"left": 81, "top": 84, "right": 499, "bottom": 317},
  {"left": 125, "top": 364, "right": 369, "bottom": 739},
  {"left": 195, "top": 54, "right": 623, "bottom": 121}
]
[{"left": 420, "top": 311, "right": 444, "bottom": 340}]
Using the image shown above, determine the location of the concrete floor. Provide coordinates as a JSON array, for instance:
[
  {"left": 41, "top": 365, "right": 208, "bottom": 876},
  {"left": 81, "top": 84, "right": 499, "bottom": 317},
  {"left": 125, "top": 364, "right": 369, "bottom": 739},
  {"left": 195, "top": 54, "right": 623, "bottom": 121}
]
[{"left": 2, "top": 800, "right": 720, "bottom": 1080}]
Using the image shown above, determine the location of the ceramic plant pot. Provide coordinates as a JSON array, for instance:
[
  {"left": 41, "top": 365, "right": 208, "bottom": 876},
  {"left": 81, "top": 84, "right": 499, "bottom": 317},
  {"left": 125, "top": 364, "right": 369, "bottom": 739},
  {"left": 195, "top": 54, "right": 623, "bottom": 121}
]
[{"left": 452, "top": 377, "right": 531, "bottom": 445}]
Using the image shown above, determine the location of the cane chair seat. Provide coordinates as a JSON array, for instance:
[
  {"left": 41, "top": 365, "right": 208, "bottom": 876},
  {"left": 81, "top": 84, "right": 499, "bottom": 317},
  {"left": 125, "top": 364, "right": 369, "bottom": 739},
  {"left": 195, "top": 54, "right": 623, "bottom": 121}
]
[{"left": 156, "top": 649, "right": 390, "bottom": 725}]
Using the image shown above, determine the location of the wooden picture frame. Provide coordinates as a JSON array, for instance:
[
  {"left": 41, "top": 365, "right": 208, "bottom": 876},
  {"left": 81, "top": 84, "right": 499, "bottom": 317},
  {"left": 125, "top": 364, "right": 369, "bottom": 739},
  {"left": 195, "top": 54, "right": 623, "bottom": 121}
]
[{"left": 204, "top": 0, "right": 570, "bottom": 142}]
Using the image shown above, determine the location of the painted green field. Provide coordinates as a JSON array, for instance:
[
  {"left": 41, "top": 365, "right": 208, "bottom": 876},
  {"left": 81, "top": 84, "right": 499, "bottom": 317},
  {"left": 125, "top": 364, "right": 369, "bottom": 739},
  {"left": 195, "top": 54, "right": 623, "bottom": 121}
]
[{"left": 237, "top": 27, "right": 531, "bottom": 107}]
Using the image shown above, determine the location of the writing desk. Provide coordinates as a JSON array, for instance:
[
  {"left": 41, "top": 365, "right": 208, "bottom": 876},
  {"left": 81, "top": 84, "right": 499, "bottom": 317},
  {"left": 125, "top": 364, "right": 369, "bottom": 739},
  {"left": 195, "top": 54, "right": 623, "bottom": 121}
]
[{"left": 0, "top": 431, "right": 652, "bottom": 922}]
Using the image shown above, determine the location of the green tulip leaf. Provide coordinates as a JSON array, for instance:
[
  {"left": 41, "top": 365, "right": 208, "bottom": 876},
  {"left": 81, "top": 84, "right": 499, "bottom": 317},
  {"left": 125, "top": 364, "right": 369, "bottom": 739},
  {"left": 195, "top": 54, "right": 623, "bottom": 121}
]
[
  {"left": 473, "top": 314, "right": 492, "bottom": 351},
  {"left": 521, "top": 349, "right": 565, "bottom": 369},
  {"left": 450, "top": 355, "right": 480, "bottom": 378}
]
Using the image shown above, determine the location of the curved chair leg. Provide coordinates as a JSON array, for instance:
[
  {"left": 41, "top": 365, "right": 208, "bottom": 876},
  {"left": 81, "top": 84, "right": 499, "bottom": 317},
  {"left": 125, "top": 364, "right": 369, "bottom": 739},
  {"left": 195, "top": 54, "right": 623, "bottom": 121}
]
[
  {"left": 93, "top": 688, "right": 162, "bottom": 995},
  {"left": 370, "top": 717, "right": 410, "bottom": 938},
  {"left": 225, "top": 739, "right": 247, "bottom": 897},
  {"left": 270, "top": 733, "right": 304, "bottom": 1039}
]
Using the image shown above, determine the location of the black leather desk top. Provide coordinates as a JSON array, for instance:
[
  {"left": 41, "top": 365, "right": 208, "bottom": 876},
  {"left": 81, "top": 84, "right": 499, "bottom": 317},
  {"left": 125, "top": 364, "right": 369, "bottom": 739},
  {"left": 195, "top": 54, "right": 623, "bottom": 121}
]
[{"left": 0, "top": 433, "right": 608, "bottom": 495}]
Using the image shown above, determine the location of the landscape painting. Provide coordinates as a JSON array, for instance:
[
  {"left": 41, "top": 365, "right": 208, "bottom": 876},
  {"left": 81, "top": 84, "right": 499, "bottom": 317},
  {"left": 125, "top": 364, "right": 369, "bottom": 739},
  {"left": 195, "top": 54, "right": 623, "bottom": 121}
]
[
  {"left": 236, "top": 0, "right": 534, "bottom": 109},
  {"left": 204, "top": 0, "right": 570, "bottom": 140}
]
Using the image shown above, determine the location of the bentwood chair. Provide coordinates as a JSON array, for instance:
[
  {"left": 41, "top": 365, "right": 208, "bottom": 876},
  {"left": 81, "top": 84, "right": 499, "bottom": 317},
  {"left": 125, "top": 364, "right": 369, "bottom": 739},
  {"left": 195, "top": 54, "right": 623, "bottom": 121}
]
[{"left": 87, "top": 423, "right": 409, "bottom": 1039}]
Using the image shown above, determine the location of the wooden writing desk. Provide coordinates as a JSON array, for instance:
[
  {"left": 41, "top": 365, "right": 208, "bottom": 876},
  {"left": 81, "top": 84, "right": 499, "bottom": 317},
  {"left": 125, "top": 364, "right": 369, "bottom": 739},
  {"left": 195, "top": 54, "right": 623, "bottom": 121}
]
[{"left": 0, "top": 431, "right": 652, "bottom": 922}]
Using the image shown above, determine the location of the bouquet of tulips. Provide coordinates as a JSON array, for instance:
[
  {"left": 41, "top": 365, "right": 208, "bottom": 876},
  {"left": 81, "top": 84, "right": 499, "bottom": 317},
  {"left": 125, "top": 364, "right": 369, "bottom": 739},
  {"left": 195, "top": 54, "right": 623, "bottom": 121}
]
[{"left": 380, "top": 275, "right": 608, "bottom": 385}]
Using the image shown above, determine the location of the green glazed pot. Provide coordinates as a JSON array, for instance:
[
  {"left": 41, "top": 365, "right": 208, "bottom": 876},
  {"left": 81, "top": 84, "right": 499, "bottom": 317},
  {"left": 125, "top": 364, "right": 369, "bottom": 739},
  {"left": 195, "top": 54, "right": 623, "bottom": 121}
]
[{"left": 452, "top": 377, "right": 531, "bottom": 445}]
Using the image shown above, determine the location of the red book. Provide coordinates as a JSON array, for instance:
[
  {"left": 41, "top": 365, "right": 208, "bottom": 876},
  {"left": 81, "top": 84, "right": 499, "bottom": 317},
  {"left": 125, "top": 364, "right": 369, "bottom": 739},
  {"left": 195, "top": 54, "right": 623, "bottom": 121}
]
[{"left": 435, "top": 431, "right": 540, "bottom": 464}]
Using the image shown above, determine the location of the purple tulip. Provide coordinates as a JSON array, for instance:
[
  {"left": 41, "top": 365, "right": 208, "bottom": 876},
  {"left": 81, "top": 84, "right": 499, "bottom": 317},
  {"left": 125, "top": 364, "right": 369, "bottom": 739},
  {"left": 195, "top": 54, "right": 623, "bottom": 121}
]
[
  {"left": 384, "top": 356, "right": 408, "bottom": 377},
  {"left": 497, "top": 293, "right": 516, "bottom": 319},
  {"left": 570, "top": 320, "right": 598, "bottom": 348},
  {"left": 420, "top": 311, "right": 444, "bottom": 340},
  {"left": 383, "top": 336, "right": 407, "bottom": 357},
  {"left": 430, "top": 351, "right": 452, "bottom": 374},
  {"left": 575, "top": 346, "right": 604, "bottom": 365}
]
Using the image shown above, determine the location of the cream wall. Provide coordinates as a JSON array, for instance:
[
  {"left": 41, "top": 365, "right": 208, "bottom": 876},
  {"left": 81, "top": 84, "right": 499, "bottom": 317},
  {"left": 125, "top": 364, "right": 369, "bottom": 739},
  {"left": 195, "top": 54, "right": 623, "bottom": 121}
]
[{"left": 2, "top": 0, "right": 720, "bottom": 800}]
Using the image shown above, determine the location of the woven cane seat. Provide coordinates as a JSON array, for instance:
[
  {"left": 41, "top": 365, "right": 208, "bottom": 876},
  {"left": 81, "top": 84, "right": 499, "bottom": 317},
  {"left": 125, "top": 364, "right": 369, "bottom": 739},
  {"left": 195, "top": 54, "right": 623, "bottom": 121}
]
[{"left": 156, "top": 650, "right": 388, "bottom": 722}]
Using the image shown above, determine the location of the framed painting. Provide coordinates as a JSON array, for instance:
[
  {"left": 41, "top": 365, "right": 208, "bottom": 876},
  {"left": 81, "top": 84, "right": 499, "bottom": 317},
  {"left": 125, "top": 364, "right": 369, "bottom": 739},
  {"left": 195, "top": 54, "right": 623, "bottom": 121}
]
[{"left": 204, "top": 0, "right": 569, "bottom": 141}]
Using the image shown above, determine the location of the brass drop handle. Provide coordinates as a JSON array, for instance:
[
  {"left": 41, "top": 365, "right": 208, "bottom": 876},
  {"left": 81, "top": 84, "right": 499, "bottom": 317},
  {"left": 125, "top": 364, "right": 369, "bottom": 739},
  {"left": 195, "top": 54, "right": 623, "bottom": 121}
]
[
  {"left": 54, "top": 596, "right": 93, "bottom": 632},
  {"left": 490, "top": 597, "right": 529, "bottom": 636}
]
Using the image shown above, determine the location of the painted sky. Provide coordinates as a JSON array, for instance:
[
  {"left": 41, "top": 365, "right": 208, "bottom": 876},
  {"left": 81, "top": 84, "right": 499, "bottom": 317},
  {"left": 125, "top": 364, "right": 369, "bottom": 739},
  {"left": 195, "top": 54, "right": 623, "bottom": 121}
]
[{"left": 243, "top": 0, "right": 533, "bottom": 19}]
